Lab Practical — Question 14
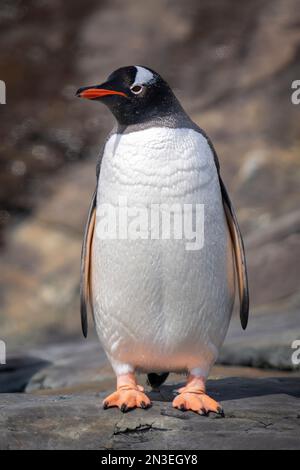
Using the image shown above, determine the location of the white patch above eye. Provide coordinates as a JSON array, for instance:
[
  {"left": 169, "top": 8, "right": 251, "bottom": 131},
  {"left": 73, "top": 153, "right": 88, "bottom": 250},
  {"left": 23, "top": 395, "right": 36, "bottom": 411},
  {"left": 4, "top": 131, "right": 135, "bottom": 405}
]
[{"left": 132, "top": 66, "right": 155, "bottom": 86}]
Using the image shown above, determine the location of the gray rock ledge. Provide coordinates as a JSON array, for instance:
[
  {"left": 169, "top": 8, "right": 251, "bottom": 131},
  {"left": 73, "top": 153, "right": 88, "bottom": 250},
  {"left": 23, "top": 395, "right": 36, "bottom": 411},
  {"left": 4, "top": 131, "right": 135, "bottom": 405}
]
[{"left": 0, "top": 377, "right": 299, "bottom": 450}]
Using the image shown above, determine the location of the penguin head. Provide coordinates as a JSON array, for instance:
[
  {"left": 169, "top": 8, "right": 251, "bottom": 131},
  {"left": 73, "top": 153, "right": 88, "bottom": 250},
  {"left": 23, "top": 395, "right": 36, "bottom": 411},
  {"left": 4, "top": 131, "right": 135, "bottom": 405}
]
[{"left": 76, "top": 66, "right": 181, "bottom": 125}]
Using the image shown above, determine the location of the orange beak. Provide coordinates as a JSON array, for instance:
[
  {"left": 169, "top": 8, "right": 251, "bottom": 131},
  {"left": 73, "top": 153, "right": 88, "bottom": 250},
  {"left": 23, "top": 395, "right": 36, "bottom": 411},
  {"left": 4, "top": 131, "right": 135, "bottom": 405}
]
[{"left": 76, "top": 88, "right": 127, "bottom": 100}]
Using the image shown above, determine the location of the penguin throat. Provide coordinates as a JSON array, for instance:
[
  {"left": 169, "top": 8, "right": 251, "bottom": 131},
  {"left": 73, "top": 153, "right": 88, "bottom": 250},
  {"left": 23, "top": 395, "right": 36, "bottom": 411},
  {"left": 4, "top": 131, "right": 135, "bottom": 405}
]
[{"left": 110, "top": 94, "right": 185, "bottom": 127}]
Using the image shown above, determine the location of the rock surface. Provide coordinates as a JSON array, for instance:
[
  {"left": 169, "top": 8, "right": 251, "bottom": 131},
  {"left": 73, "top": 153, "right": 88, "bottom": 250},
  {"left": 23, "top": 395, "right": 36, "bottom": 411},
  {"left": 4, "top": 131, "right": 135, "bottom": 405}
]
[
  {"left": 0, "top": 378, "right": 299, "bottom": 450},
  {"left": 220, "top": 303, "right": 300, "bottom": 370}
]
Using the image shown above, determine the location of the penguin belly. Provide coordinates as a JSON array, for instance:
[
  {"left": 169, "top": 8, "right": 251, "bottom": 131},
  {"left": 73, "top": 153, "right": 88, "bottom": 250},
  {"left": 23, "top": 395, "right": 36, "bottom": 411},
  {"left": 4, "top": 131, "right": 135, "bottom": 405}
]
[{"left": 92, "top": 127, "right": 235, "bottom": 376}]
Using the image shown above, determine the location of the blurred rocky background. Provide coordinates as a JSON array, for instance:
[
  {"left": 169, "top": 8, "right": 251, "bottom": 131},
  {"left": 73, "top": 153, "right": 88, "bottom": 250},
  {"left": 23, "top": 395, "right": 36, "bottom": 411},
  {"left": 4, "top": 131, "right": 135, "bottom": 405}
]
[{"left": 0, "top": 0, "right": 300, "bottom": 401}]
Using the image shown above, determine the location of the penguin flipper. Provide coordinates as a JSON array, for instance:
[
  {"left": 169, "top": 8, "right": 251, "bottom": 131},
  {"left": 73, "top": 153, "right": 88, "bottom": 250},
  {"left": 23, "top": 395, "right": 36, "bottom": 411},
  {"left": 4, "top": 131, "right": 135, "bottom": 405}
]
[
  {"left": 219, "top": 177, "right": 249, "bottom": 330},
  {"left": 80, "top": 189, "right": 97, "bottom": 337}
]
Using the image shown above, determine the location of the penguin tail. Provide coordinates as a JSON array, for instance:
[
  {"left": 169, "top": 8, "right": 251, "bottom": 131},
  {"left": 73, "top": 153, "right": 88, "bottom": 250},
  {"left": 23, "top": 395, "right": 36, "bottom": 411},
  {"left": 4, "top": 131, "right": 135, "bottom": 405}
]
[{"left": 147, "top": 372, "right": 169, "bottom": 390}]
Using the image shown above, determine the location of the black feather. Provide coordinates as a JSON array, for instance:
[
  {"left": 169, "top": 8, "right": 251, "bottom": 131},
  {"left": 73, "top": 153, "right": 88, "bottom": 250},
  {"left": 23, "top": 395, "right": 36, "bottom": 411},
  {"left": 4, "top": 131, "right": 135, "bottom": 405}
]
[
  {"left": 80, "top": 190, "right": 97, "bottom": 337},
  {"left": 147, "top": 372, "right": 169, "bottom": 389}
]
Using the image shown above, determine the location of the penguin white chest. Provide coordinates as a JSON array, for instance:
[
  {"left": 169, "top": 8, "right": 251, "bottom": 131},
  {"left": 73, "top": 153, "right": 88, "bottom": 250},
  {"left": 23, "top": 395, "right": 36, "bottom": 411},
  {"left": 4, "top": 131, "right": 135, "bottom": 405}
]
[{"left": 92, "top": 127, "right": 235, "bottom": 375}]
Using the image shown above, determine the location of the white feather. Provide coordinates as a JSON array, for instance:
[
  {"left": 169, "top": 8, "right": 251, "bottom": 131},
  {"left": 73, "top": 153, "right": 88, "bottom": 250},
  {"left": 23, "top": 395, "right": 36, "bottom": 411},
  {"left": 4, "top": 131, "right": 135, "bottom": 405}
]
[
  {"left": 92, "top": 127, "right": 235, "bottom": 377},
  {"left": 132, "top": 66, "right": 155, "bottom": 86}
]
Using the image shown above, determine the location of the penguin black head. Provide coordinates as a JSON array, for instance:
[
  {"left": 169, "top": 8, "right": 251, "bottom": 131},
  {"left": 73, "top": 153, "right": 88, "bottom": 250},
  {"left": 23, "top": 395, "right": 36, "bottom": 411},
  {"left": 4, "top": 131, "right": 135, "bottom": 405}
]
[{"left": 76, "top": 66, "right": 183, "bottom": 126}]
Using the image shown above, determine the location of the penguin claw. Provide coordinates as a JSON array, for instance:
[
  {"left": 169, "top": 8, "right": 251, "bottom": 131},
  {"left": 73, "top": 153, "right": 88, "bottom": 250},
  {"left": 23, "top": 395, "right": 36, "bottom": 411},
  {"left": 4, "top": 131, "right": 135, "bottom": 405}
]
[
  {"left": 172, "top": 392, "right": 223, "bottom": 416},
  {"left": 121, "top": 403, "right": 129, "bottom": 413},
  {"left": 103, "top": 388, "right": 151, "bottom": 412},
  {"left": 217, "top": 406, "right": 225, "bottom": 418},
  {"left": 140, "top": 401, "right": 151, "bottom": 409}
]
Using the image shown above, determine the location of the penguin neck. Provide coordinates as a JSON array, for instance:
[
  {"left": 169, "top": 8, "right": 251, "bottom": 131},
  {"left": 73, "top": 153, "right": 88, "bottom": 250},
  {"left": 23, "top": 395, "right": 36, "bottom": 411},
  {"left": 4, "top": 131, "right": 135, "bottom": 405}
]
[{"left": 113, "top": 97, "right": 195, "bottom": 133}]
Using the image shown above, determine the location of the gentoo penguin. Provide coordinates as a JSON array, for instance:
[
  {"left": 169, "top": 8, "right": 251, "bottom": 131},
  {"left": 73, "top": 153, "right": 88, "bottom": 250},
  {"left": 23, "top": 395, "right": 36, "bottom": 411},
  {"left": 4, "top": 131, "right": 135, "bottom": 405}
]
[{"left": 76, "top": 66, "right": 249, "bottom": 415}]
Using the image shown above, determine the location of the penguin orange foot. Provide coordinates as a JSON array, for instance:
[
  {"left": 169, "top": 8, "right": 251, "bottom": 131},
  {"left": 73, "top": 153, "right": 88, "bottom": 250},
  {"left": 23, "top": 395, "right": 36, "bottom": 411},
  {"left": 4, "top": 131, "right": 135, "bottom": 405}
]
[
  {"left": 103, "top": 373, "right": 151, "bottom": 412},
  {"left": 172, "top": 375, "right": 224, "bottom": 416}
]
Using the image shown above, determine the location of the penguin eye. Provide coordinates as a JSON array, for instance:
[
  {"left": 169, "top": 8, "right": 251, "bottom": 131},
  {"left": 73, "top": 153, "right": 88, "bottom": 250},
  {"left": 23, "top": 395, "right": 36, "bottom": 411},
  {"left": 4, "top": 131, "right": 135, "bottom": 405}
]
[{"left": 130, "top": 84, "right": 143, "bottom": 95}]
